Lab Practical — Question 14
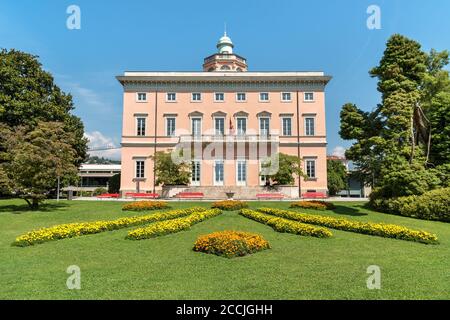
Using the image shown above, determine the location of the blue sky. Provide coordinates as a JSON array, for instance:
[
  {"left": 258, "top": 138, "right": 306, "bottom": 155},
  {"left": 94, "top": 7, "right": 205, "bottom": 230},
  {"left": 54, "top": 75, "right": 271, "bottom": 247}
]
[{"left": 1, "top": 0, "right": 449, "bottom": 160}]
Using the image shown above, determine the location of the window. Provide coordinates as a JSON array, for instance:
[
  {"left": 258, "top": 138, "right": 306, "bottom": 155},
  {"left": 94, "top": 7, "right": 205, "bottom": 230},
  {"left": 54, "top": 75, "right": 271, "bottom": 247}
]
[
  {"left": 166, "top": 117, "right": 176, "bottom": 136},
  {"left": 236, "top": 117, "right": 247, "bottom": 135},
  {"left": 136, "top": 117, "right": 146, "bottom": 136},
  {"left": 191, "top": 118, "right": 202, "bottom": 137},
  {"left": 166, "top": 92, "right": 176, "bottom": 102},
  {"left": 136, "top": 92, "right": 147, "bottom": 102},
  {"left": 215, "top": 117, "right": 225, "bottom": 136},
  {"left": 259, "top": 117, "right": 270, "bottom": 137},
  {"left": 281, "top": 92, "right": 292, "bottom": 102},
  {"left": 221, "top": 65, "right": 231, "bottom": 70},
  {"left": 304, "top": 92, "right": 314, "bottom": 101},
  {"left": 236, "top": 92, "right": 246, "bottom": 102},
  {"left": 259, "top": 92, "right": 269, "bottom": 102},
  {"left": 214, "top": 160, "right": 224, "bottom": 186},
  {"left": 191, "top": 161, "right": 201, "bottom": 186},
  {"left": 305, "top": 117, "right": 315, "bottom": 136},
  {"left": 215, "top": 92, "right": 224, "bottom": 102},
  {"left": 192, "top": 93, "right": 202, "bottom": 102},
  {"left": 282, "top": 117, "right": 292, "bottom": 136},
  {"left": 236, "top": 160, "right": 247, "bottom": 186},
  {"left": 135, "top": 161, "right": 145, "bottom": 178},
  {"left": 306, "top": 160, "right": 316, "bottom": 179}
]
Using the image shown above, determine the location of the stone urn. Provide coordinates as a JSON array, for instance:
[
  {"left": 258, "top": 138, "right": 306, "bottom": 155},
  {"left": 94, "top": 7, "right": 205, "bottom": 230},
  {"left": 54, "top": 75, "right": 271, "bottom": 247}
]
[{"left": 225, "top": 191, "right": 235, "bottom": 200}]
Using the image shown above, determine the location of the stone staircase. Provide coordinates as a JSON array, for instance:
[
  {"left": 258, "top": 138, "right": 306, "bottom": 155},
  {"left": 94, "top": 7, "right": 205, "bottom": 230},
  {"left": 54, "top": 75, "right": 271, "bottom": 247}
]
[{"left": 171, "top": 186, "right": 291, "bottom": 200}]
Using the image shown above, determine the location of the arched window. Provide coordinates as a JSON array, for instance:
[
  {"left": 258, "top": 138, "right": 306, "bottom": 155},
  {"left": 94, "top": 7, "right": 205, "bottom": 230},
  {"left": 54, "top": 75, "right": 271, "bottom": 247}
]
[
  {"left": 220, "top": 65, "right": 231, "bottom": 71},
  {"left": 236, "top": 67, "right": 243, "bottom": 72}
]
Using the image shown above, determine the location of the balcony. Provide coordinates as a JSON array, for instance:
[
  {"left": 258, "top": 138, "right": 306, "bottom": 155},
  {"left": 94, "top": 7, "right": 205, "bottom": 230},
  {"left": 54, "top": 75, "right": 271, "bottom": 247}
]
[{"left": 179, "top": 134, "right": 279, "bottom": 143}]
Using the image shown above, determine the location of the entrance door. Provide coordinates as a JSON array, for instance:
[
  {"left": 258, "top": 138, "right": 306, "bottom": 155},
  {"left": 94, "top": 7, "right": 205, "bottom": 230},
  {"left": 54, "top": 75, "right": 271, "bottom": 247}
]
[
  {"left": 214, "top": 160, "right": 224, "bottom": 186},
  {"left": 236, "top": 160, "right": 247, "bottom": 186},
  {"left": 191, "top": 161, "right": 201, "bottom": 186}
]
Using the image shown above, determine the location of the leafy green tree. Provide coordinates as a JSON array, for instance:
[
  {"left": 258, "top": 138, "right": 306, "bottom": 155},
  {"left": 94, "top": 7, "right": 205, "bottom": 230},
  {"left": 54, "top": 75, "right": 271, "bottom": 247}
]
[
  {"left": 340, "top": 34, "right": 450, "bottom": 200},
  {"left": 261, "top": 153, "right": 305, "bottom": 186},
  {"left": 152, "top": 151, "right": 191, "bottom": 186},
  {"left": 108, "top": 173, "right": 121, "bottom": 193},
  {"left": 327, "top": 160, "right": 348, "bottom": 196},
  {"left": 0, "top": 122, "right": 80, "bottom": 209},
  {"left": 421, "top": 49, "right": 450, "bottom": 165},
  {"left": 0, "top": 49, "right": 87, "bottom": 166}
]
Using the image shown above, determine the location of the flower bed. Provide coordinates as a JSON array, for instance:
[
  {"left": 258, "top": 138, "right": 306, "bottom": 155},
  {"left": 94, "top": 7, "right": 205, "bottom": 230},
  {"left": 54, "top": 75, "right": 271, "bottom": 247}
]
[
  {"left": 193, "top": 231, "right": 270, "bottom": 258},
  {"left": 290, "top": 200, "right": 335, "bottom": 210},
  {"left": 258, "top": 208, "right": 438, "bottom": 244},
  {"left": 126, "top": 209, "right": 222, "bottom": 240},
  {"left": 211, "top": 200, "right": 248, "bottom": 211},
  {"left": 240, "top": 209, "right": 332, "bottom": 238},
  {"left": 122, "top": 201, "right": 169, "bottom": 211},
  {"left": 13, "top": 207, "right": 205, "bottom": 247}
]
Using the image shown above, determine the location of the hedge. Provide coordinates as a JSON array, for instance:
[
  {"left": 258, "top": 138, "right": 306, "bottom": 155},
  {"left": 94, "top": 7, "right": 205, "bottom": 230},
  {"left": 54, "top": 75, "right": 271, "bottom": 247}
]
[{"left": 371, "top": 188, "right": 450, "bottom": 222}]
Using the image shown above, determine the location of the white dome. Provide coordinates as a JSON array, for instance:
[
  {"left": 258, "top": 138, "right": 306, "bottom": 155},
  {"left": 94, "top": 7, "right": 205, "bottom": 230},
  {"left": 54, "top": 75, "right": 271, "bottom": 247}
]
[{"left": 217, "top": 32, "right": 234, "bottom": 54}]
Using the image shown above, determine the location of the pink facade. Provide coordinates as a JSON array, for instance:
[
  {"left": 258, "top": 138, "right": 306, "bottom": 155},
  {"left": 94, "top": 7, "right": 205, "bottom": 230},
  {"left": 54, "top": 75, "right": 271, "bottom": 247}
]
[{"left": 117, "top": 35, "right": 331, "bottom": 198}]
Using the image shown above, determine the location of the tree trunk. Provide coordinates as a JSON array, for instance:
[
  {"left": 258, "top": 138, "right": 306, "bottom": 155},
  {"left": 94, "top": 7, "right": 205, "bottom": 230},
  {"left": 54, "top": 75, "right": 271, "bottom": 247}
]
[
  {"left": 31, "top": 198, "right": 39, "bottom": 210},
  {"left": 24, "top": 198, "right": 39, "bottom": 210}
]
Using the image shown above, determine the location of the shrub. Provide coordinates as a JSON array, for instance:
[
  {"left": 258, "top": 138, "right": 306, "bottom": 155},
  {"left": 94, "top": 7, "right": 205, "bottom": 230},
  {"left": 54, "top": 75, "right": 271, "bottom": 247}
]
[
  {"left": 193, "top": 231, "right": 270, "bottom": 258},
  {"left": 290, "top": 200, "right": 335, "bottom": 210},
  {"left": 126, "top": 209, "right": 222, "bottom": 240},
  {"left": 13, "top": 207, "right": 205, "bottom": 247},
  {"left": 257, "top": 208, "right": 438, "bottom": 244},
  {"left": 211, "top": 200, "right": 248, "bottom": 211},
  {"left": 122, "top": 201, "right": 169, "bottom": 211},
  {"left": 373, "top": 188, "right": 450, "bottom": 222},
  {"left": 93, "top": 187, "right": 108, "bottom": 196},
  {"left": 240, "top": 209, "right": 332, "bottom": 238}
]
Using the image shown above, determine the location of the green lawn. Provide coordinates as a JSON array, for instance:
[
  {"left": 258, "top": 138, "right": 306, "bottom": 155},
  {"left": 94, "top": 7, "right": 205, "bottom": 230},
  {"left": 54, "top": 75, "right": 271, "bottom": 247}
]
[{"left": 0, "top": 199, "right": 449, "bottom": 299}]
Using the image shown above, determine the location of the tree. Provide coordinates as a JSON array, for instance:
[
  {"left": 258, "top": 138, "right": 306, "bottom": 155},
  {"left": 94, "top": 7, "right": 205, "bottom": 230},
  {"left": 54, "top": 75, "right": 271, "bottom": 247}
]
[
  {"left": 421, "top": 49, "right": 450, "bottom": 165},
  {"left": 339, "top": 34, "right": 449, "bottom": 199},
  {"left": 108, "top": 173, "right": 121, "bottom": 193},
  {"left": 327, "top": 160, "right": 348, "bottom": 196},
  {"left": 152, "top": 151, "right": 191, "bottom": 186},
  {"left": 0, "top": 122, "right": 80, "bottom": 209},
  {"left": 0, "top": 49, "right": 87, "bottom": 166},
  {"left": 261, "top": 153, "right": 305, "bottom": 186}
]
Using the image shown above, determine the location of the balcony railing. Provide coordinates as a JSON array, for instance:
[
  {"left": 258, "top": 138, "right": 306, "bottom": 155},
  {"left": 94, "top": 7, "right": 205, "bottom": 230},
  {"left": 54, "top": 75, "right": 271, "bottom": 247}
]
[{"left": 179, "top": 134, "right": 279, "bottom": 143}]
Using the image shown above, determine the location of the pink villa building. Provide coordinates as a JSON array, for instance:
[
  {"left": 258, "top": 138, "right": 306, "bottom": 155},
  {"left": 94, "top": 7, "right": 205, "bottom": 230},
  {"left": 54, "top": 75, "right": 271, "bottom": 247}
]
[{"left": 116, "top": 33, "right": 332, "bottom": 199}]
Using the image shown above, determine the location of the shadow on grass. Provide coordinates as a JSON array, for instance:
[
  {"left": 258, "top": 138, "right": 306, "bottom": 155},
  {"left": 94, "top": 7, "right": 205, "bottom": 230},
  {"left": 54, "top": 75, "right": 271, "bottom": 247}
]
[
  {"left": 0, "top": 201, "right": 70, "bottom": 214},
  {"left": 329, "top": 204, "right": 368, "bottom": 217}
]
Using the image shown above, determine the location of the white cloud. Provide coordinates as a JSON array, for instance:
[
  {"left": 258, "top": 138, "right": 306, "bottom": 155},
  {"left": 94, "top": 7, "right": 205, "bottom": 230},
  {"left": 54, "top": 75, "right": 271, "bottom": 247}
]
[
  {"left": 84, "top": 131, "right": 121, "bottom": 160},
  {"left": 332, "top": 146, "right": 346, "bottom": 158}
]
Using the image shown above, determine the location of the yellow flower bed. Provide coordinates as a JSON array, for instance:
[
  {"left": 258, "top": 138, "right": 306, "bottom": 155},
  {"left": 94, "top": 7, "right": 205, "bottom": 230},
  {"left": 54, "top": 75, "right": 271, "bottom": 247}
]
[
  {"left": 13, "top": 207, "right": 205, "bottom": 247},
  {"left": 240, "top": 209, "right": 332, "bottom": 238},
  {"left": 126, "top": 209, "right": 222, "bottom": 240},
  {"left": 193, "top": 231, "right": 270, "bottom": 258},
  {"left": 258, "top": 208, "right": 438, "bottom": 244},
  {"left": 211, "top": 200, "right": 248, "bottom": 211},
  {"left": 122, "top": 201, "right": 169, "bottom": 211},
  {"left": 290, "top": 200, "right": 335, "bottom": 210}
]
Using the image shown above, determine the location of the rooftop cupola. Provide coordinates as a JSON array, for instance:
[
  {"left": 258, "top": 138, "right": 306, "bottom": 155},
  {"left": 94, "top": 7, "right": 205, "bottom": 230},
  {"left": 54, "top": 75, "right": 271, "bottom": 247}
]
[
  {"left": 203, "top": 31, "right": 248, "bottom": 72},
  {"left": 217, "top": 32, "right": 234, "bottom": 54}
]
